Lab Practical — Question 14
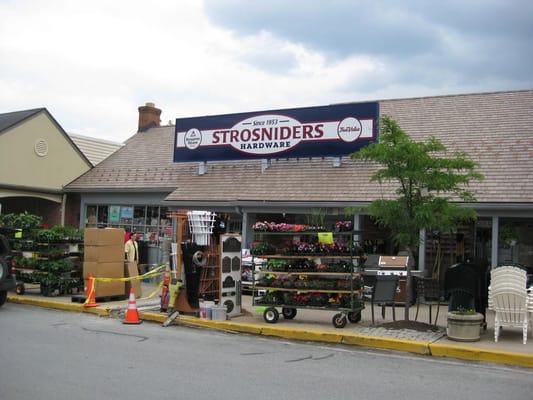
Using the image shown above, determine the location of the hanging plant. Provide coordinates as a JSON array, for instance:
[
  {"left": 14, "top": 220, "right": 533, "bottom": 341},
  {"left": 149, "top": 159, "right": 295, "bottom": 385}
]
[{"left": 499, "top": 223, "right": 519, "bottom": 248}]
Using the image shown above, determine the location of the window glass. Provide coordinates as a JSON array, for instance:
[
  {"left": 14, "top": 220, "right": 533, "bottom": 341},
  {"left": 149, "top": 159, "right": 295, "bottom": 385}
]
[
  {"left": 120, "top": 206, "right": 133, "bottom": 224},
  {"left": 147, "top": 206, "right": 159, "bottom": 226},
  {"left": 97, "top": 206, "right": 108, "bottom": 225},
  {"left": 498, "top": 218, "right": 533, "bottom": 266},
  {"left": 86, "top": 205, "right": 97, "bottom": 227},
  {"left": 146, "top": 228, "right": 159, "bottom": 243},
  {"left": 133, "top": 206, "right": 146, "bottom": 225},
  {"left": 108, "top": 205, "right": 121, "bottom": 223},
  {"left": 160, "top": 207, "right": 170, "bottom": 226}
]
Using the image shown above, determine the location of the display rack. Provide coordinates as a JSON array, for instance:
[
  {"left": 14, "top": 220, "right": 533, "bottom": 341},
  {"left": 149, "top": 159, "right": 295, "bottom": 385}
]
[
  {"left": 251, "top": 230, "right": 364, "bottom": 328},
  {"left": 12, "top": 239, "right": 83, "bottom": 296},
  {"left": 199, "top": 239, "right": 220, "bottom": 299}
]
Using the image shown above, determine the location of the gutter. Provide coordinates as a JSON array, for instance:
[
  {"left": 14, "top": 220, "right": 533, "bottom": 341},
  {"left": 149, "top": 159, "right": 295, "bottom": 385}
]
[{"left": 0, "top": 183, "right": 63, "bottom": 195}]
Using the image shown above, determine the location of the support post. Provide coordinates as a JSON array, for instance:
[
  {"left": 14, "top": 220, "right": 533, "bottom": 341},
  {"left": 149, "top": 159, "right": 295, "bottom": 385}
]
[
  {"left": 241, "top": 211, "right": 249, "bottom": 249},
  {"left": 60, "top": 193, "right": 67, "bottom": 226},
  {"left": 418, "top": 228, "right": 426, "bottom": 274},
  {"left": 491, "top": 216, "right": 499, "bottom": 268}
]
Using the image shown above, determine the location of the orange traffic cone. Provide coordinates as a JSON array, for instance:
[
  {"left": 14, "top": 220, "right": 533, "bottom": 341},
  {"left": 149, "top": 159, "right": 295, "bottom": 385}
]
[
  {"left": 123, "top": 288, "right": 142, "bottom": 324},
  {"left": 84, "top": 274, "right": 98, "bottom": 308}
]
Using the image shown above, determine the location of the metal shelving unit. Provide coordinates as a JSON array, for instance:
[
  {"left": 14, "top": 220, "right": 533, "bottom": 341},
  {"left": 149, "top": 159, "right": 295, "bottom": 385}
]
[{"left": 251, "top": 230, "right": 364, "bottom": 328}]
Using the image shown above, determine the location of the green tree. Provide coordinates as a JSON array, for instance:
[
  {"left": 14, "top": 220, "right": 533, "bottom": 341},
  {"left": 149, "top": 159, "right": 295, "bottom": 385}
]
[{"left": 351, "top": 115, "right": 483, "bottom": 320}]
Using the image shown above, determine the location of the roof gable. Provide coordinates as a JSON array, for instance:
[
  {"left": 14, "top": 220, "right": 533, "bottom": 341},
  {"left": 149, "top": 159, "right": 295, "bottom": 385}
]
[
  {"left": 0, "top": 108, "right": 44, "bottom": 134},
  {"left": 0, "top": 109, "right": 92, "bottom": 191}
]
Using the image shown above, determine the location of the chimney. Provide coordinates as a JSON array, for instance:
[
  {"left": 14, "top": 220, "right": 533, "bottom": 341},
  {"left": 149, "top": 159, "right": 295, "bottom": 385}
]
[{"left": 138, "top": 102, "right": 162, "bottom": 132}]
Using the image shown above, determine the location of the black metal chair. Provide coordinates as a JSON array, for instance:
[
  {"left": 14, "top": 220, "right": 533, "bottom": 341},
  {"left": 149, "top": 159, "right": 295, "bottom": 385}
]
[
  {"left": 364, "top": 275, "right": 399, "bottom": 325},
  {"left": 414, "top": 277, "right": 442, "bottom": 325}
]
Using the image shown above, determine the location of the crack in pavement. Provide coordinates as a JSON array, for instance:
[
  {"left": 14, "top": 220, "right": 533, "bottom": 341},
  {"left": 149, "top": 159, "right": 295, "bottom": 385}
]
[
  {"left": 240, "top": 352, "right": 267, "bottom": 356},
  {"left": 81, "top": 327, "right": 149, "bottom": 342},
  {"left": 286, "top": 353, "right": 335, "bottom": 363},
  {"left": 312, "top": 353, "right": 335, "bottom": 360},
  {"left": 285, "top": 355, "right": 313, "bottom": 363}
]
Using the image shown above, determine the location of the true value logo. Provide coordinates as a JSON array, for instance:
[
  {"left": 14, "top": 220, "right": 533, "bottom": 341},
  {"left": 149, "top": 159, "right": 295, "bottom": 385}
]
[{"left": 180, "top": 114, "right": 370, "bottom": 156}]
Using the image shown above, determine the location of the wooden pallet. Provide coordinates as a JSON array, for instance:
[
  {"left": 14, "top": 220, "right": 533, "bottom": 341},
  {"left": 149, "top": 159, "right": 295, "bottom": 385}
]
[{"left": 71, "top": 294, "right": 128, "bottom": 303}]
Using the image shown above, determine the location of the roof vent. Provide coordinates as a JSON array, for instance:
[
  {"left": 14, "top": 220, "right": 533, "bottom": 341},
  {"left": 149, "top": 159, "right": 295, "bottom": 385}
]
[{"left": 34, "top": 139, "right": 48, "bottom": 157}]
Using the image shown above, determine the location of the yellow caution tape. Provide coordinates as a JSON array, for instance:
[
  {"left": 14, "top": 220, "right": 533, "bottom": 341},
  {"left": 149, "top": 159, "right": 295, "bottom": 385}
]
[
  {"left": 83, "top": 265, "right": 168, "bottom": 304},
  {"left": 138, "top": 279, "right": 164, "bottom": 301},
  {"left": 92, "top": 265, "right": 166, "bottom": 283}
]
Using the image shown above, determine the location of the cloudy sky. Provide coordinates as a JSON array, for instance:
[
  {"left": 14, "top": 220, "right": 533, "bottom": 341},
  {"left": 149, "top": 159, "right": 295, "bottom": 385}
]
[{"left": 1, "top": 0, "right": 531, "bottom": 142}]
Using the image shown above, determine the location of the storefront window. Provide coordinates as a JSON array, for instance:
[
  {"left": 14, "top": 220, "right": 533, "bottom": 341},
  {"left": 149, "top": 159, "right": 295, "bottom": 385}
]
[
  {"left": 147, "top": 206, "right": 159, "bottom": 226},
  {"left": 133, "top": 206, "right": 146, "bottom": 225},
  {"left": 498, "top": 218, "right": 533, "bottom": 266},
  {"left": 159, "top": 207, "right": 170, "bottom": 226},
  {"left": 119, "top": 206, "right": 133, "bottom": 224},
  {"left": 86, "top": 205, "right": 97, "bottom": 227},
  {"left": 97, "top": 206, "right": 108, "bottom": 225},
  {"left": 108, "top": 205, "right": 120, "bottom": 224},
  {"left": 85, "top": 204, "right": 173, "bottom": 243}
]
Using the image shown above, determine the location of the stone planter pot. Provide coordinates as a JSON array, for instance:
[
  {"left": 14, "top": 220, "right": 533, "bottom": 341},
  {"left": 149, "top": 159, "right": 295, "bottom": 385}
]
[{"left": 447, "top": 312, "right": 483, "bottom": 342}]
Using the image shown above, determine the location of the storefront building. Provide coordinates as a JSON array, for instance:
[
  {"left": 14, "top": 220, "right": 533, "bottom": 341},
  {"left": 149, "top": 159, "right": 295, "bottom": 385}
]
[
  {"left": 0, "top": 108, "right": 93, "bottom": 226},
  {"left": 64, "top": 91, "right": 533, "bottom": 274}
]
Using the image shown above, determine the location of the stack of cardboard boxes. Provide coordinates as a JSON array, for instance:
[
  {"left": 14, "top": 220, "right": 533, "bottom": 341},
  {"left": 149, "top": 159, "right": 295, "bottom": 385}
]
[{"left": 83, "top": 228, "right": 125, "bottom": 298}]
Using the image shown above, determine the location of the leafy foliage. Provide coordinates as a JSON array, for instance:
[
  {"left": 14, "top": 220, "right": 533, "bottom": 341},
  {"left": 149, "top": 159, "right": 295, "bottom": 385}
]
[
  {"left": 0, "top": 212, "right": 42, "bottom": 230},
  {"left": 33, "top": 225, "right": 84, "bottom": 243},
  {"left": 351, "top": 115, "right": 483, "bottom": 255}
]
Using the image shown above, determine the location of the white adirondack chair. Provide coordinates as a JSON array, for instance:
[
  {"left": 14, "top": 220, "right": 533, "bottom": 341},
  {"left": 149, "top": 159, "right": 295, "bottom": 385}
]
[
  {"left": 489, "top": 266, "right": 532, "bottom": 345},
  {"left": 488, "top": 266, "right": 533, "bottom": 311}
]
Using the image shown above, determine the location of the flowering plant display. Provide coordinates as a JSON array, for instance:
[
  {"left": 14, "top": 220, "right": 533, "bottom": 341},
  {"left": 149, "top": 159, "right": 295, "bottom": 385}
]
[
  {"left": 335, "top": 221, "right": 353, "bottom": 232},
  {"left": 252, "top": 221, "right": 326, "bottom": 232},
  {"left": 250, "top": 241, "right": 276, "bottom": 255},
  {"left": 284, "top": 241, "right": 351, "bottom": 256},
  {"left": 257, "top": 291, "right": 362, "bottom": 309}
]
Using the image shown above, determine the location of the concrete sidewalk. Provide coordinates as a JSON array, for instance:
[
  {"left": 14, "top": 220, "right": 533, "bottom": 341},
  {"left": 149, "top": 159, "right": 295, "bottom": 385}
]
[{"left": 6, "top": 283, "right": 533, "bottom": 368}]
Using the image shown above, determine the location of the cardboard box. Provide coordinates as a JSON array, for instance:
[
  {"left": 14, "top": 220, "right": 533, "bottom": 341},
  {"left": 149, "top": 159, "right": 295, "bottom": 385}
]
[
  {"left": 84, "top": 246, "right": 98, "bottom": 262},
  {"left": 84, "top": 229, "right": 99, "bottom": 246},
  {"left": 83, "top": 261, "right": 98, "bottom": 279},
  {"left": 85, "top": 279, "right": 125, "bottom": 297},
  {"left": 83, "top": 262, "right": 125, "bottom": 279},
  {"left": 84, "top": 244, "right": 124, "bottom": 263},
  {"left": 124, "top": 261, "right": 142, "bottom": 298},
  {"left": 98, "top": 228, "right": 124, "bottom": 246},
  {"left": 83, "top": 261, "right": 125, "bottom": 297},
  {"left": 84, "top": 228, "right": 124, "bottom": 246}
]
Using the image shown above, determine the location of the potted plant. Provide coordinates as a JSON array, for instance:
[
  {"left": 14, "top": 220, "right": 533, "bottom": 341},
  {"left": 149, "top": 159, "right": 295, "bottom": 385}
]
[
  {"left": 447, "top": 307, "right": 484, "bottom": 342},
  {"left": 499, "top": 223, "right": 519, "bottom": 248}
]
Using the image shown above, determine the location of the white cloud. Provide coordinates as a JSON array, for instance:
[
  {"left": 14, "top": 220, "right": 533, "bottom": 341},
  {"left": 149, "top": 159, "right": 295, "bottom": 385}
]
[{"left": 0, "top": 1, "right": 529, "bottom": 142}]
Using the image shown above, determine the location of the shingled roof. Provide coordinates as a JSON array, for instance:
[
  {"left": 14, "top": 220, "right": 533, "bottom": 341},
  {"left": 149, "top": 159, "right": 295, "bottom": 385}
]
[
  {"left": 65, "top": 90, "right": 533, "bottom": 204},
  {"left": 0, "top": 108, "right": 44, "bottom": 134}
]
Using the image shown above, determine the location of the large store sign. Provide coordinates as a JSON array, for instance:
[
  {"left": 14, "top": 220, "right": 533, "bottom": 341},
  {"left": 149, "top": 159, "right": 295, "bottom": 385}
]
[{"left": 174, "top": 102, "right": 379, "bottom": 162}]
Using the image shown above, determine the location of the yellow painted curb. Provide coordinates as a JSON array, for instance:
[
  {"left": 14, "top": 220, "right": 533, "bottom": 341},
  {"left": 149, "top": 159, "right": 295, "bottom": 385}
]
[
  {"left": 429, "top": 343, "right": 533, "bottom": 368},
  {"left": 140, "top": 311, "right": 263, "bottom": 334},
  {"left": 7, "top": 295, "right": 111, "bottom": 317},
  {"left": 139, "top": 311, "right": 166, "bottom": 323},
  {"left": 342, "top": 333, "right": 430, "bottom": 355},
  {"left": 188, "top": 319, "right": 263, "bottom": 335},
  {"left": 261, "top": 326, "right": 343, "bottom": 344}
]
